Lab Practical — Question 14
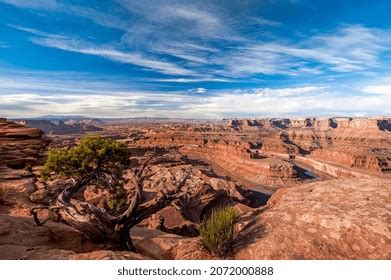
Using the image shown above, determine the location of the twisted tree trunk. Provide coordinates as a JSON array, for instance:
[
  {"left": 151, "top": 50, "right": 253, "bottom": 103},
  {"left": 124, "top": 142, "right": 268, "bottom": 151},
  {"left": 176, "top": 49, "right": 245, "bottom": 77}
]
[{"left": 31, "top": 154, "right": 190, "bottom": 251}]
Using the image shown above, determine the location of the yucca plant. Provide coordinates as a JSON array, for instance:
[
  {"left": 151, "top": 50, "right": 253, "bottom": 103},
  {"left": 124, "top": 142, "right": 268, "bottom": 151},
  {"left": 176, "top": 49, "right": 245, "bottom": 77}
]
[{"left": 199, "top": 206, "right": 239, "bottom": 257}]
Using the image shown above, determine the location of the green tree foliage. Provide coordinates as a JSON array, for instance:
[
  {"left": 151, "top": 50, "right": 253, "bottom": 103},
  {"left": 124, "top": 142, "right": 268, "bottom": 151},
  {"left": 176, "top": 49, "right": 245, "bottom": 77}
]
[
  {"left": 40, "top": 135, "right": 131, "bottom": 191},
  {"left": 199, "top": 206, "right": 239, "bottom": 257}
]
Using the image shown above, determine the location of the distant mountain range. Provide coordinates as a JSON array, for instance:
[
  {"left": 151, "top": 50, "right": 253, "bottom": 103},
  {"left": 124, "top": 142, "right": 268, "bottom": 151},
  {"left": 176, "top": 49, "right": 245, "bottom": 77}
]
[
  {"left": 10, "top": 115, "right": 215, "bottom": 124},
  {"left": 20, "top": 115, "right": 93, "bottom": 121}
]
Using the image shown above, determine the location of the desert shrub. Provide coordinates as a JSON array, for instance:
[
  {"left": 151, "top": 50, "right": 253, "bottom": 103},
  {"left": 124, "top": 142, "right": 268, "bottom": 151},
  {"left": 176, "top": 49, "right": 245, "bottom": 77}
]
[
  {"left": 40, "top": 135, "right": 131, "bottom": 211},
  {"left": 199, "top": 206, "right": 239, "bottom": 257},
  {"left": 40, "top": 135, "right": 130, "bottom": 184}
]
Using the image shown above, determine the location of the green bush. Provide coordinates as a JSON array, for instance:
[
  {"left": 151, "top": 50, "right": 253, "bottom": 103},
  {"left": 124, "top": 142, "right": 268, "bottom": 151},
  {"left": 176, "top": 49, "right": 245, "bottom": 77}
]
[
  {"left": 40, "top": 135, "right": 131, "bottom": 209},
  {"left": 199, "top": 206, "right": 239, "bottom": 257},
  {"left": 40, "top": 135, "right": 131, "bottom": 185}
]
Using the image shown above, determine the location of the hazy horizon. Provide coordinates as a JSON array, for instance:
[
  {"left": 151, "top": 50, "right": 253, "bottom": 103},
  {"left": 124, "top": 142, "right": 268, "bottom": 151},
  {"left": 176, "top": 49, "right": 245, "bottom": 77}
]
[
  {"left": 0, "top": 0, "right": 390, "bottom": 118},
  {"left": 5, "top": 114, "right": 391, "bottom": 121}
]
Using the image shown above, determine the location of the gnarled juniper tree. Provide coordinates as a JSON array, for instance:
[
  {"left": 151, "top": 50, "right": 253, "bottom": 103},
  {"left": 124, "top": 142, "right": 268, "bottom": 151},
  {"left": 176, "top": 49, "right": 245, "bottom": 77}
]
[{"left": 32, "top": 135, "right": 190, "bottom": 250}]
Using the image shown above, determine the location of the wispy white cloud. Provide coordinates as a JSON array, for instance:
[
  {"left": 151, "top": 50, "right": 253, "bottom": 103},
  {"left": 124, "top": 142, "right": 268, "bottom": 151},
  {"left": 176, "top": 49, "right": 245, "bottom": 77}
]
[
  {"left": 301, "top": 25, "right": 388, "bottom": 71},
  {"left": 0, "top": 75, "right": 127, "bottom": 94},
  {"left": 358, "top": 76, "right": 391, "bottom": 97},
  {"left": 116, "top": 0, "right": 245, "bottom": 69},
  {"left": 154, "top": 46, "right": 209, "bottom": 64},
  {"left": 3, "top": 0, "right": 391, "bottom": 89},
  {"left": 68, "top": 5, "right": 130, "bottom": 31},
  {"left": 9, "top": 22, "right": 391, "bottom": 84},
  {"left": 212, "top": 48, "right": 294, "bottom": 77},
  {"left": 188, "top": 86, "right": 391, "bottom": 117},
  {"left": 2, "top": 1, "right": 129, "bottom": 31},
  {"left": 268, "top": 0, "right": 302, "bottom": 4},
  {"left": 32, "top": 36, "right": 197, "bottom": 76},
  {"left": 145, "top": 41, "right": 220, "bottom": 68},
  {"left": 6, "top": 0, "right": 389, "bottom": 79},
  {"left": 165, "top": 5, "right": 220, "bottom": 29},
  {"left": 0, "top": 0, "right": 59, "bottom": 9},
  {"left": 214, "top": 25, "right": 391, "bottom": 77},
  {"left": 8, "top": 24, "right": 65, "bottom": 38},
  {"left": 0, "top": 70, "right": 190, "bottom": 96},
  {"left": 361, "top": 85, "right": 391, "bottom": 96},
  {"left": 1, "top": 81, "right": 390, "bottom": 118},
  {"left": 179, "top": 42, "right": 219, "bottom": 53},
  {"left": 196, "top": 87, "right": 207, "bottom": 93},
  {"left": 0, "top": 71, "right": 210, "bottom": 118},
  {"left": 0, "top": 41, "right": 10, "bottom": 48},
  {"left": 0, "top": 91, "right": 206, "bottom": 118},
  {"left": 252, "top": 86, "right": 326, "bottom": 97},
  {"left": 118, "top": 1, "right": 242, "bottom": 42},
  {"left": 154, "top": 77, "right": 232, "bottom": 83},
  {"left": 248, "top": 16, "right": 281, "bottom": 27},
  {"left": 186, "top": 87, "right": 208, "bottom": 94},
  {"left": 11, "top": 24, "right": 198, "bottom": 77}
]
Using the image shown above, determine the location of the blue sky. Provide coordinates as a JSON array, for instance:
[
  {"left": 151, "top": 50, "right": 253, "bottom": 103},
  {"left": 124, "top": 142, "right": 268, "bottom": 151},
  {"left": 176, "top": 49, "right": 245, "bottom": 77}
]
[{"left": 0, "top": 0, "right": 390, "bottom": 118}]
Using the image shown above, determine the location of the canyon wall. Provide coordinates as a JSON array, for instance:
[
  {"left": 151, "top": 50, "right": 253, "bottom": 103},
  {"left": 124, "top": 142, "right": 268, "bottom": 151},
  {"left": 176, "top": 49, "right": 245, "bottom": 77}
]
[
  {"left": 228, "top": 117, "right": 391, "bottom": 175},
  {"left": 117, "top": 117, "right": 391, "bottom": 192},
  {"left": 225, "top": 117, "right": 391, "bottom": 131}
]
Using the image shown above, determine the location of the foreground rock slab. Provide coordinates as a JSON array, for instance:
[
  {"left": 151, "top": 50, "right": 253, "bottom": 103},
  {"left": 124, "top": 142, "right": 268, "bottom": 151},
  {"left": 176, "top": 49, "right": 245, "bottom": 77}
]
[
  {"left": 0, "top": 214, "right": 149, "bottom": 260},
  {"left": 235, "top": 178, "right": 391, "bottom": 259}
]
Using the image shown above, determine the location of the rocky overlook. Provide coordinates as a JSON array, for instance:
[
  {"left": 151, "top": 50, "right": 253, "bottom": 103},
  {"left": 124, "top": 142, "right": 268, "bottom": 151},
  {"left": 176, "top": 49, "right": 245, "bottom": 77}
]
[{"left": 0, "top": 117, "right": 390, "bottom": 260}]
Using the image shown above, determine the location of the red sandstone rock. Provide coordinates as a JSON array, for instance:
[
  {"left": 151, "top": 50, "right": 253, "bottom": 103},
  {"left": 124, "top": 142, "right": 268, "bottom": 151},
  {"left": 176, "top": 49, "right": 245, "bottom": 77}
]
[
  {"left": 0, "top": 119, "right": 49, "bottom": 171},
  {"left": 235, "top": 178, "right": 391, "bottom": 259}
]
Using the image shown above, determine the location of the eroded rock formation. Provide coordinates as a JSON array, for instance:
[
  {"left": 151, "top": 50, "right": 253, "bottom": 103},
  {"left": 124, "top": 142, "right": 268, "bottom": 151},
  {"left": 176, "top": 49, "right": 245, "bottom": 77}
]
[
  {"left": 0, "top": 119, "right": 49, "bottom": 179},
  {"left": 112, "top": 117, "right": 390, "bottom": 192}
]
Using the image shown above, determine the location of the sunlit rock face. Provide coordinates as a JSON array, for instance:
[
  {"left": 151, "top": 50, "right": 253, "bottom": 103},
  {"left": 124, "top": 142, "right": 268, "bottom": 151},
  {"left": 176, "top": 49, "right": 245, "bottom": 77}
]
[{"left": 235, "top": 178, "right": 391, "bottom": 260}]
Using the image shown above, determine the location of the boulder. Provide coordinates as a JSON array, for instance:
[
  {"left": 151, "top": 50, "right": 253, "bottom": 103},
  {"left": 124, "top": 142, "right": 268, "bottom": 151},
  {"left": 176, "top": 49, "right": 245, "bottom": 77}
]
[
  {"left": 130, "top": 227, "right": 185, "bottom": 259},
  {"left": 0, "top": 178, "right": 36, "bottom": 214},
  {"left": 29, "top": 189, "right": 51, "bottom": 205}
]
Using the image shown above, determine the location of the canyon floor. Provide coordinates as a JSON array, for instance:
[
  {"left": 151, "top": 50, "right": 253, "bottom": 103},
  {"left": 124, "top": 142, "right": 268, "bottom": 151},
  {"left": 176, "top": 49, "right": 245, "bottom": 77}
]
[{"left": 0, "top": 117, "right": 390, "bottom": 259}]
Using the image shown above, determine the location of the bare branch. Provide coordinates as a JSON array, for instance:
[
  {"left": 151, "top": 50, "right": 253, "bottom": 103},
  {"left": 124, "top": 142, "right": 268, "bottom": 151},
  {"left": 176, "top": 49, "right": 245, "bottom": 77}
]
[
  {"left": 115, "top": 152, "right": 159, "bottom": 224},
  {"left": 136, "top": 151, "right": 159, "bottom": 176},
  {"left": 57, "top": 173, "right": 95, "bottom": 206}
]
